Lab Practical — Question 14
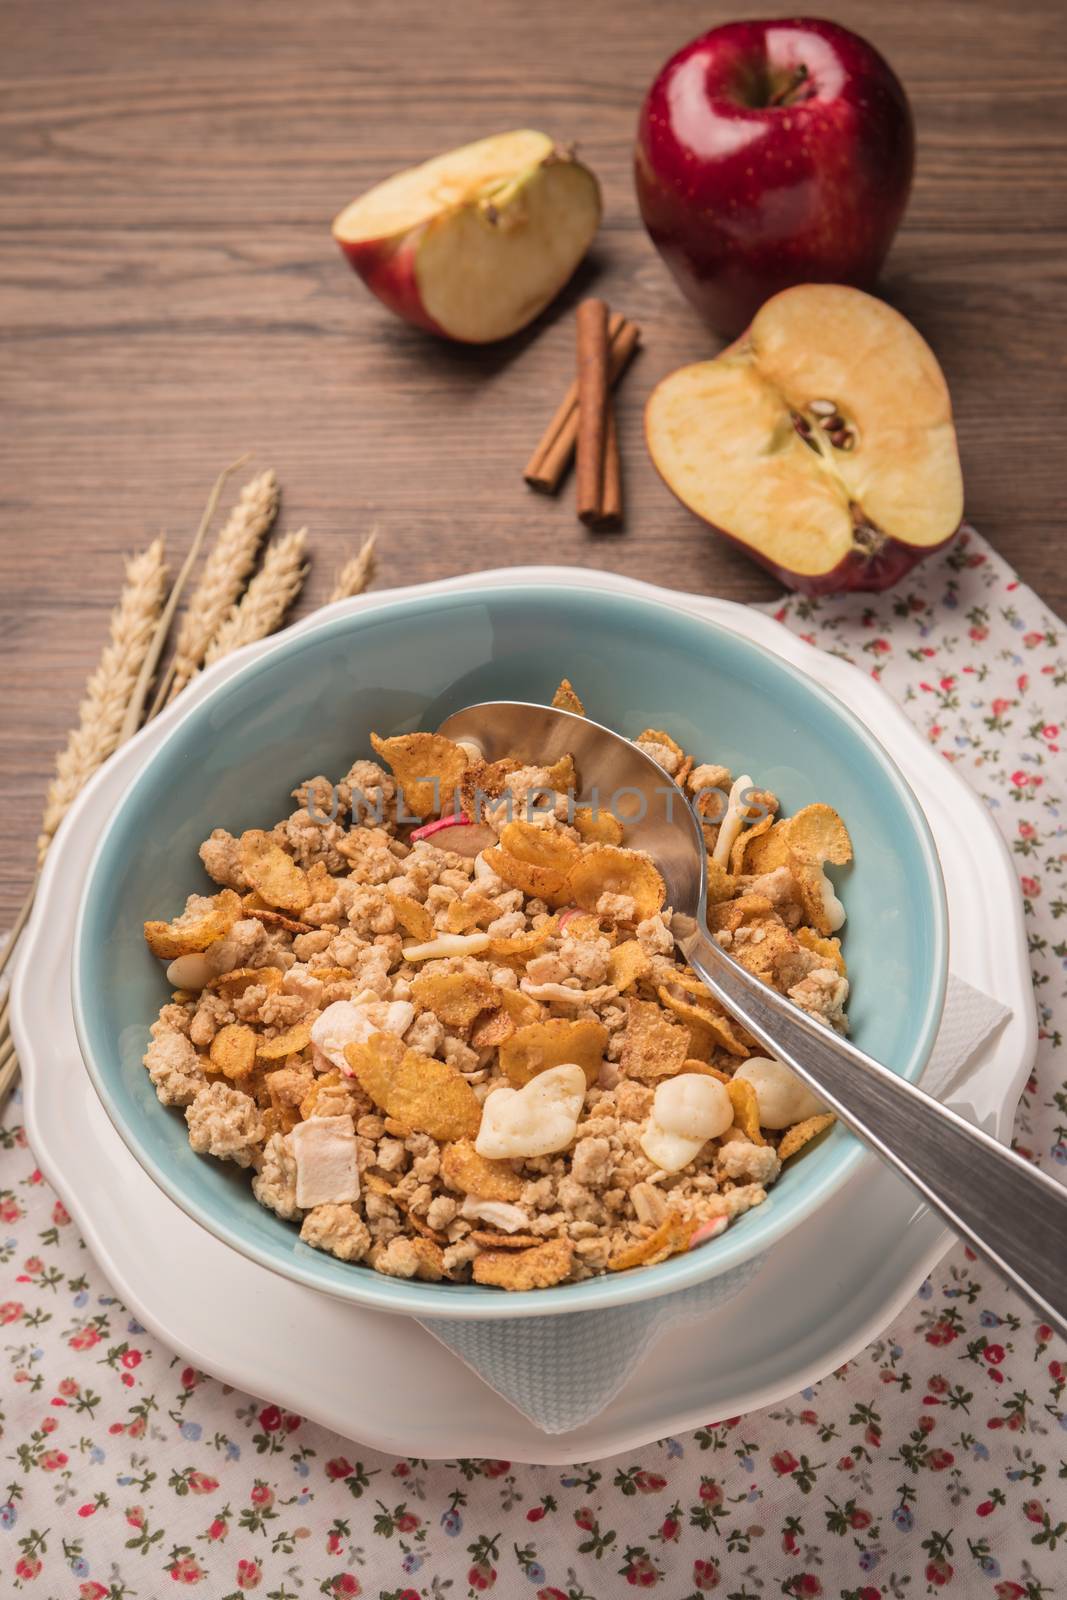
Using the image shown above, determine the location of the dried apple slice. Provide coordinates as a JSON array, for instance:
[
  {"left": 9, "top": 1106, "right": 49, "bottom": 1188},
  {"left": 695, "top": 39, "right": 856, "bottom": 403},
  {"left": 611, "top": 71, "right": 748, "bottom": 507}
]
[
  {"left": 646, "top": 285, "right": 963, "bottom": 594},
  {"left": 332, "top": 130, "right": 601, "bottom": 344}
]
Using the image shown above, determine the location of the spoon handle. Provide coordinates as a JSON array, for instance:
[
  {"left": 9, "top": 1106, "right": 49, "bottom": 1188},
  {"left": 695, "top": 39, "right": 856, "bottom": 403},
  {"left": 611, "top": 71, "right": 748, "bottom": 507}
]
[{"left": 682, "top": 928, "right": 1067, "bottom": 1342}]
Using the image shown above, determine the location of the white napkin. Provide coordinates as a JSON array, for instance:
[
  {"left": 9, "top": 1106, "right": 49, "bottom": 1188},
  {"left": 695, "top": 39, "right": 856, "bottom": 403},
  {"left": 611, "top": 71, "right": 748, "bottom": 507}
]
[{"left": 417, "top": 974, "right": 1011, "bottom": 1434}]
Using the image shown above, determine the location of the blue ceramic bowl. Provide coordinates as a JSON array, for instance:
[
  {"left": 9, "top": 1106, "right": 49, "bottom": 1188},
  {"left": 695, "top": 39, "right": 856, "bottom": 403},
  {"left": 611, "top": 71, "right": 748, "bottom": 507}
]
[{"left": 73, "top": 583, "right": 947, "bottom": 1319}]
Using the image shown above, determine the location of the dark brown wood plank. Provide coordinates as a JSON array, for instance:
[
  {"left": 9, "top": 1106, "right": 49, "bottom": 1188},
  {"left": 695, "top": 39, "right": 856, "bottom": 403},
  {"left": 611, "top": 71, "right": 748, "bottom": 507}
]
[{"left": 2, "top": 0, "right": 1065, "bottom": 925}]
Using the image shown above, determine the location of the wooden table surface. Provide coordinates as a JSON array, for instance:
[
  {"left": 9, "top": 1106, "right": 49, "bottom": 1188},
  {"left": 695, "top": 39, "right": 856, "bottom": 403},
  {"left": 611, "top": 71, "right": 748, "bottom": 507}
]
[{"left": 2, "top": 0, "right": 1065, "bottom": 925}]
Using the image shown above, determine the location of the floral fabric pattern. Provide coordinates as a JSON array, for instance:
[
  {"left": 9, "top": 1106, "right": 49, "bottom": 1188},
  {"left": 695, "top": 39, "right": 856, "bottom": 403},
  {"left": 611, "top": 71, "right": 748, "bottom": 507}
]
[{"left": 1, "top": 527, "right": 1064, "bottom": 1599}]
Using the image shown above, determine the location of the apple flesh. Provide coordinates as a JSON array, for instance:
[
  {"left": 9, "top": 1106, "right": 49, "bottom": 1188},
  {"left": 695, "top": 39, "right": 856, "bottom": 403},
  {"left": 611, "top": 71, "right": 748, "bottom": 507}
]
[
  {"left": 332, "top": 130, "right": 601, "bottom": 343},
  {"left": 645, "top": 284, "right": 964, "bottom": 595},
  {"left": 635, "top": 18, "right": 914, "bottom": 336}
]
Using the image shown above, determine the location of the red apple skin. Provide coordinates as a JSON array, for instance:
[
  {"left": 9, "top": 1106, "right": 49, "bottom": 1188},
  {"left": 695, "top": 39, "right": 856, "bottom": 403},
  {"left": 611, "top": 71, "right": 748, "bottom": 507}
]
[
  {"left": 635, "top": 18, "right": 915, "bottom": 336},
  {"left": 650, "top": 450, "right": 960, "bottom": 596},
  {"left": 336, "top": 231, "right": 448, "bottom": 338},
  {"left": 742, "top": 524, "right": 960, "bottom": 597}
]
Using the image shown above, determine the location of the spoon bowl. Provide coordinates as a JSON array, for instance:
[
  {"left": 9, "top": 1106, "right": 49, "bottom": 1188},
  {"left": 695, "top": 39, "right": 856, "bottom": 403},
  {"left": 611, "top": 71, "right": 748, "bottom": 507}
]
[{"left": 439, "top": 699, "right": 709, "bottom": 920}]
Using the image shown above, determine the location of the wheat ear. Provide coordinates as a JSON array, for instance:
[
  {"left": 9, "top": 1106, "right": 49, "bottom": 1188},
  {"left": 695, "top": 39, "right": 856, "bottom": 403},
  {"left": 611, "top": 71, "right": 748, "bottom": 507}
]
[
  {"left": 329, "top": 529, "right": 378, "bottom": 602},
  {"left": 204, "top": 529, "right": 309, "bottom": 663},
  {"left": 36, "top": 537, "right": 168, "bottom": 863},
  {"left": 164, "top": 469, "right": 280, "bottom": 702}
]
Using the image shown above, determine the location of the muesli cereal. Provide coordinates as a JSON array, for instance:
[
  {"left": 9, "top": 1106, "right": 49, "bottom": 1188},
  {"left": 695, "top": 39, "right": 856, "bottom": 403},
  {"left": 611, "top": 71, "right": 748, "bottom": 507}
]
[{"left": 141, "top": 680, "right": 852, "bottom": 1290}]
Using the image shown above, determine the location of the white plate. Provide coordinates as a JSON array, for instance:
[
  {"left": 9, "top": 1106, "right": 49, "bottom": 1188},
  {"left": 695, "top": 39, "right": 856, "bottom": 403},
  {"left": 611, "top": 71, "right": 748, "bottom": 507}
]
[{"left": 12, "top": 568, "right": 1035, "bottom": 1464}]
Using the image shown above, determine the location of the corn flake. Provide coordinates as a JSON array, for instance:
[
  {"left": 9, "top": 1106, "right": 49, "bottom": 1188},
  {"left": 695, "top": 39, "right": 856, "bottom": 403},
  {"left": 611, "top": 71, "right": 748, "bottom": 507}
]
[
  {"left": 459, "top": 757, "right": 523, "bottom": 822},
  {"left": 608, "top": 1209, "right": 693, "bottom": 1271},
  {"left": 620, "top": 999, "right": 689, "bottom": 1081},
  {"left": 260, "top": 1103, "right": 300, "bottom": 1138},
  {"left": 500, "top": 1017, "right": 608, "bottom": 1088},
  {"left": 486, "top": 846, "right": 569, "bottom": 902},
  {"left": 469, "top": 1230, "right": 542, "bottom": 1250},
  {"left": 472, "top": 1236, "right": 573, "bottom": 1290},
  {"left": 543, "top": 753, "right": 577, "bottom": 793},
  {"left": 743, "top": 819, "right": 794, "bottom": 875},
  {"left": 788, "top": 863, "right": 837, "bottom": 937},
  {"left": 705, "top": 858, "right": 737, "bottom": 906},
  {"left": 608, "top": 939, "right": 650, "bottom": 992},
  {"left": 469, "top": 1006, "right": 515, "bottom": 1049},
  {"left": 346, "top": 1032, "right": 481, "bottom": 1141},
  {"left": 707, "top": 894, "right": 775, "bottom": 933},
  {"left": 502, "top": 818, "right": 579, "bottom": 870},
  {"left": 778, "top": 1112, "right": 836, "bottom": 1161},
  {"left": 445, "top": 894, "right": 498, "bottom": 933},
  {"left": 412, "top": 969, "right": 497, "bottom": 1030},
  {"left": 470, "top": 987, "right": 542, "bottom": 1049},
  {"left": 388, "top": 891, "right": 434, "bottom": 942},
  {"left": 551, "top": 678, "right": 585, "bottom": 715},
  {"left": 239, "top": 831, "right": 312, "bottom": 914},
  {"left": 209, "top": 1022, "right": 258, "bottom": 1080},
  {"left": 144, "top": 889, "right": 242, "bottom": 960},
  {"left": 209, "top": 965, "right": 284, "bottom": 998},
  {"left": 796, "top": 926, "right": 847, "bottom": 976},
  {"left": 255, "top": 1022, "right": 313, "bottom": 1062},
  {"left": 788, "top": 803, "right": 853, "bottom": 866},
  {"left": 370, "top": 730, "right": 469, "bottom": 820},
  {"left": 726, "top": 1076, "right": 766, "bottom": 1144},
  {"left": 729, "top": 812, "right": 774, "bottom": 875},
  {"left": 682, "top": 1057, "right": 731, "bottom": 1084},
  {"left": 488, "top": 917, "right": 559, "bottom": 964},
  {"left": 245, "top": 906, "right": 314, "bottom": 935},
  {"left": 440, "top": 1139, "right": 523, "bottom": 1202},
  {"left": 568, "top": 846, "right": 666, "bottom": 921},
  {"left": 305, "top": 858, "right": 333, "bottom": 894},
  {"left": 573, "top": 806, "right": 624, "bottom": 845},
  {"left": 409, "top": 1237, "right": 448, "bottom": 1280},
  {"left": 657, "top": 982, "right": 750, "bottom": 1059},
  {"left": 637, "top": 728, "right": 686, "bottom": 765},
  {"left": 298, "top": 1068, "right": 342, "bottom": 1121}
]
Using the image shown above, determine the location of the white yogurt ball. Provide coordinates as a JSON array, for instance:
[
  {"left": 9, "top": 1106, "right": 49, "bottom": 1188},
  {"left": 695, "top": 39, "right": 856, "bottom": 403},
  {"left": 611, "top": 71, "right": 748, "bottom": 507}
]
[
  {"left": 639, "top": 1072, "right": 733, "bottom": 1173},
  {"left": 732, "top": 1056, "right": 826, "bottom": 1130}
]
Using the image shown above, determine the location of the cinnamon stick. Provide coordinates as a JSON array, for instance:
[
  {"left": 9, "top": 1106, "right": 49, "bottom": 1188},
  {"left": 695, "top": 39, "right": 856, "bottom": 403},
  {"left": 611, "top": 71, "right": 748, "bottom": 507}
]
[
  {"left": 597, "top": 401, "right": 622, "bottom": 530},
  {"left": 525, "top": 311, "right": 622, "bottom": 491},
  {"left": 525, "top": 313, "right": 640, "bottom": 496},
  {"left": 575, "top": 299, "right": 610, "bottom": 524}
]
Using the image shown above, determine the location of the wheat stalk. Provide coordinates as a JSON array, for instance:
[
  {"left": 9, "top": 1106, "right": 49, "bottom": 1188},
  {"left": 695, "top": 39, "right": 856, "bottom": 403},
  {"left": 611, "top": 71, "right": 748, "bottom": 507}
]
[
  {"left": 36, "top": 538, "right": 169, "bottom": 864},
  {"left": 163, "top": 469, "right": 280, "bottom": 703},
  {"left": 204, "top": 528, "right": 309, "bottom": 663},
  {"left": 329, "top": 529, "right": 378, "bottom": 602}
]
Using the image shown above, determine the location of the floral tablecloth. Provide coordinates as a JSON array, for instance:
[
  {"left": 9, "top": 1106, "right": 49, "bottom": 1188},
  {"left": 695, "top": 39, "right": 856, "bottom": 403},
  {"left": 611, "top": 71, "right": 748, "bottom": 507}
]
[{"left": 2, "top": 527, "right": 1064, "bottom": 1600}]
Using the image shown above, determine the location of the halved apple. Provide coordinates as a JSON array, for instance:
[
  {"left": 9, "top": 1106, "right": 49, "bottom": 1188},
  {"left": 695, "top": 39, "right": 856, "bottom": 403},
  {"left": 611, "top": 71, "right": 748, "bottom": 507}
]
[
  {"left": 332, "top": 130, "right": 601, "bottom": 344},
  {"left": 646, "top": 284, "right": 964, "bottom": 594}
]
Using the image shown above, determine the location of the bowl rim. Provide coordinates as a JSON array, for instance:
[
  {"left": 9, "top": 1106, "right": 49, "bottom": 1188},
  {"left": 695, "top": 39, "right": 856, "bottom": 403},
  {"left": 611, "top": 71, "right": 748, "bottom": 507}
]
[{"left": 71, "top": 579, "right": 949, "bottom": 1319}]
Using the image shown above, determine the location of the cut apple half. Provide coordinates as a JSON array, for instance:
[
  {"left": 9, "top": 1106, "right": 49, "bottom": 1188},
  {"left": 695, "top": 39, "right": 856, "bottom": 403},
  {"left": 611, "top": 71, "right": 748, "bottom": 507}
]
[
  {"left": 332, "top": 130, "right": 601, "bottom": 343},
  {"left": 646, "top": 285, "right": 964, "bottom": 594}
]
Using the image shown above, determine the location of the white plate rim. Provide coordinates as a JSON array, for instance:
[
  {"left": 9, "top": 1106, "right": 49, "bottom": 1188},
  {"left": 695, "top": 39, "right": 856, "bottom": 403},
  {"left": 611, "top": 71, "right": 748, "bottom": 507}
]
[{"left": 11, "top": 567, "right": 1037, "bottom": 1461}]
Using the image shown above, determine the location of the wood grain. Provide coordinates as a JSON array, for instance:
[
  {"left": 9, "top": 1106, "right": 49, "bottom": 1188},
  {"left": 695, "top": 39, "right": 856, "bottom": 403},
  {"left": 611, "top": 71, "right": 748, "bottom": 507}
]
[{"left": 2, "top": 0, "right": 1065, "bottom": 925}]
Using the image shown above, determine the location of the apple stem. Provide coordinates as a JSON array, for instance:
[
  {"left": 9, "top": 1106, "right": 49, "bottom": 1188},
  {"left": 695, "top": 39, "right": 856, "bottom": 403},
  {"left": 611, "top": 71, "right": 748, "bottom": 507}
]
[{"left": 769, "top": 62, "right": 814, "bottom": 108}]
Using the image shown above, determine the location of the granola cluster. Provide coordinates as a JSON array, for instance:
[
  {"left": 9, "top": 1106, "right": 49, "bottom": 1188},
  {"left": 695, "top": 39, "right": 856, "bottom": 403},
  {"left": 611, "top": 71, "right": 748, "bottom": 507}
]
[{"left": 141, "top": 684, "right": 850, "bottom": 1291}]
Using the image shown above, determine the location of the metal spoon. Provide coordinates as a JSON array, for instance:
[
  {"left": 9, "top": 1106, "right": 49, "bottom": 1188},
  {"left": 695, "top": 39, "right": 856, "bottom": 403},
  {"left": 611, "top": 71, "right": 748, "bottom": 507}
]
[{"left": 438, "top": 700, "right": 1067, "bottom": 1339}]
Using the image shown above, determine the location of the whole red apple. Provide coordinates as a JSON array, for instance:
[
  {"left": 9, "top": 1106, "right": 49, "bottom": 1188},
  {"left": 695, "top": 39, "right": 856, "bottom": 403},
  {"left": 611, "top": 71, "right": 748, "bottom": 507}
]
[{"left": 635, "top": 18, "right": 914, "bottom": 335}]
